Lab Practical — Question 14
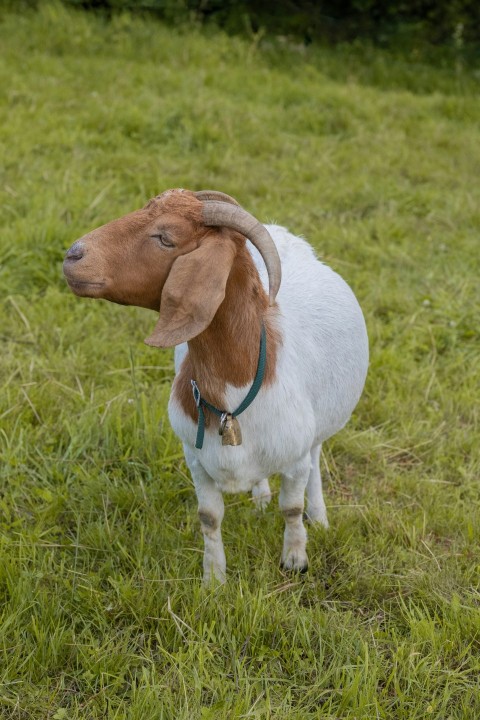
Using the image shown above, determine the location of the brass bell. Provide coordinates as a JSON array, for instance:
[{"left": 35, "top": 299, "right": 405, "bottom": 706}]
[{"left": 219, "top": 413, "right": 242, "bottom": 446}]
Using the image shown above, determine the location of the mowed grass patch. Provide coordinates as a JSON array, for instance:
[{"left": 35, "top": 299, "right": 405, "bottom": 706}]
[{"left": 1, "top": 3, "right": 479, "bottom": 718}]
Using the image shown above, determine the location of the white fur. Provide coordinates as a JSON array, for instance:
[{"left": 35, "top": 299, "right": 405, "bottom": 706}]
[{"left": 170, "top": 226, "right": 368, "bottom": 581}]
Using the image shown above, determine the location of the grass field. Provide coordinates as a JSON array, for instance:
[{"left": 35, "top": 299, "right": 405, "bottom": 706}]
[{"left": 1, "top": 3, "right": 480, "bottom": 718}]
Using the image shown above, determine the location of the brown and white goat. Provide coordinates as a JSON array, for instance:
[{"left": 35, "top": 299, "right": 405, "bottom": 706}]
[{"left": 64, "top": 189, "right": 368, "bottom": 582}]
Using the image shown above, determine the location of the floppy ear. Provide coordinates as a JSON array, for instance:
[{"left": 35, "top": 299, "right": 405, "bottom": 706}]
[{"left": 144, "top": 234, "right": 236, "bottom": 348}]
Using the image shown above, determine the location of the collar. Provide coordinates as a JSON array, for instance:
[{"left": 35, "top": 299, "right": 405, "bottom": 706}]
[{"left": 190, "top": 322, "right": 267, "bottom": 449}]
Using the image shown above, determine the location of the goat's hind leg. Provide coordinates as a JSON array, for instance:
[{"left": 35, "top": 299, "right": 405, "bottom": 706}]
[
  {"left": 305, "top": 442, "right": 329, "bottom": 528},
  {"left": 252, "top": 478, "right": 272, "bottom": 510},
  {"left": 279, "top": 455, "right": 310, "bottom": 572}
]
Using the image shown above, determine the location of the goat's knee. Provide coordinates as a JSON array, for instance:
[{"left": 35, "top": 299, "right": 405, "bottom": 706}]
[{"left": 198, "top": 510, "right": 219, "bottom": 533}]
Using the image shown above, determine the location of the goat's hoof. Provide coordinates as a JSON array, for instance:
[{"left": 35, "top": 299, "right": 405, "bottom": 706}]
[
  {"left": 280, "top": 561, "right": 308, "bottom": 574},
  {"left": 280, "top": 550, "right": 309, "bottom": 574},
  {"left": 203, "top": 575, "right": 226, "bottom": 587},
  {"left": 202, "top": 566, "right": 226, "bottom": 586}
]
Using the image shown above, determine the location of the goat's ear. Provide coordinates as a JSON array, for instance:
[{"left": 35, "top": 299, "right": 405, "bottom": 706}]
[{"left": 144, "top": 234, "right": 236, "bottom": 348}]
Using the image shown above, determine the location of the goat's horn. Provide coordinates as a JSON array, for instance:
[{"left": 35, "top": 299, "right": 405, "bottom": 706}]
[
  {"left": 201, "top": 201, "right": 281, "bottom": 304},
  {"left": 194, "top": 190, "right": 240, "bottom": 206}
]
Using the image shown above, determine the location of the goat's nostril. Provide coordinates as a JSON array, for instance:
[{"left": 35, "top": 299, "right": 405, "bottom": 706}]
[{"left": 65, "top": 241, "right": 85, "bottom": 261}]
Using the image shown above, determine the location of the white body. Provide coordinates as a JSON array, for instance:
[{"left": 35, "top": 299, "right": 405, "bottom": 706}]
[{"left": 169, "top": 226, "right": 369, "bottom": 581}]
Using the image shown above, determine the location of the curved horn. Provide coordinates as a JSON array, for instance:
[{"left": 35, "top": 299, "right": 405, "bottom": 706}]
[
  {"left": 194, "top": 190, "right": 240, "bottom": 206},
  {"left": 201, "top": 201, "right": 281, "bottom": 304}
]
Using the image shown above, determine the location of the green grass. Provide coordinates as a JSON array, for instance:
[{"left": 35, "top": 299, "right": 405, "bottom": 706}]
[{"left": 1, "top": 2, "right": 479, "bottom": 717}]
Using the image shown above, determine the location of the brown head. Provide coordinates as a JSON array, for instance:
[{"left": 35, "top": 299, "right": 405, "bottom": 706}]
[{"left": 63, "top": 189, "right": 281, "bottom": 347}]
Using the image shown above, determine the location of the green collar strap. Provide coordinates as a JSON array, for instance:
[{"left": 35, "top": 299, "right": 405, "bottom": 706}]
[{"left": 191, "top": 322, "right": 267, "bottom": 449}]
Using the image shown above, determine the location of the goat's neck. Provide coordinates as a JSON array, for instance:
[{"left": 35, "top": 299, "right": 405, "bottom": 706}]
[{"left": 174, "top": 244, "right": 278, "bottom": 419}]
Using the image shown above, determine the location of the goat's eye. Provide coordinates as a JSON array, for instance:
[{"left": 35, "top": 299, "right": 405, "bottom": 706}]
[{"left": 152, "top": 233, "right": 175, "bottom": 248}]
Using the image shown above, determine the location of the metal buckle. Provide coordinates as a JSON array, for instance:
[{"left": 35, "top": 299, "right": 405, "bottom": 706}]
[{"left": 191, "top": 379, "right": 201, "bottom": 408}]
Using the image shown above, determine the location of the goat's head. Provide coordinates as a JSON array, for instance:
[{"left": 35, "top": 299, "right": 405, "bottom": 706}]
[{"left": 63, "top": 189, "right": 281, "bottom": 347}]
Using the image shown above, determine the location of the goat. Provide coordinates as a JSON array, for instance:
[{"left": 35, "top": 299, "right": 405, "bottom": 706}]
[{"left": 63, "top": 189, "right": 369, "bottom": 582}]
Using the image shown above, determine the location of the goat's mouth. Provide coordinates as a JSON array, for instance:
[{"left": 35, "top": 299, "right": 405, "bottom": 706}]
[{"left": 65, "top": 277, "right": 106, "bottom": 296}]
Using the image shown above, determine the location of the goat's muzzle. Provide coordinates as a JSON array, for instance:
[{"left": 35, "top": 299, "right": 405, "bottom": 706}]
[{"left": 63, "top": 240, "right": 106, "bottom": 297}]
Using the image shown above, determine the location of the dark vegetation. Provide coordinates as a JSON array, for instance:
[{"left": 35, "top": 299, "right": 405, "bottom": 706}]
[{"left": 4, "top": 0, "right": 480, "bottom": 48}]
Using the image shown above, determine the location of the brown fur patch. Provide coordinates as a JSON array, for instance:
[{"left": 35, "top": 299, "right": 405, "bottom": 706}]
[
  {"left": 282, "top": 507, "right": 303, "bottom": 519},
  {"left": 198, "top": 511, "right": 219, "bottom": 530},
  {"left": 173, "top": 237, "right": 281, "bottom": 423}
]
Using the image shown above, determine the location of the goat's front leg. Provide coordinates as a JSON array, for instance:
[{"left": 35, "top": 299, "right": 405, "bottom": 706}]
[
  {"left": 185, "top": 448, "right": 226, "bottom": 583},
  {"left": 279, "top": 456, "right": 311, "bottom": 572}
]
